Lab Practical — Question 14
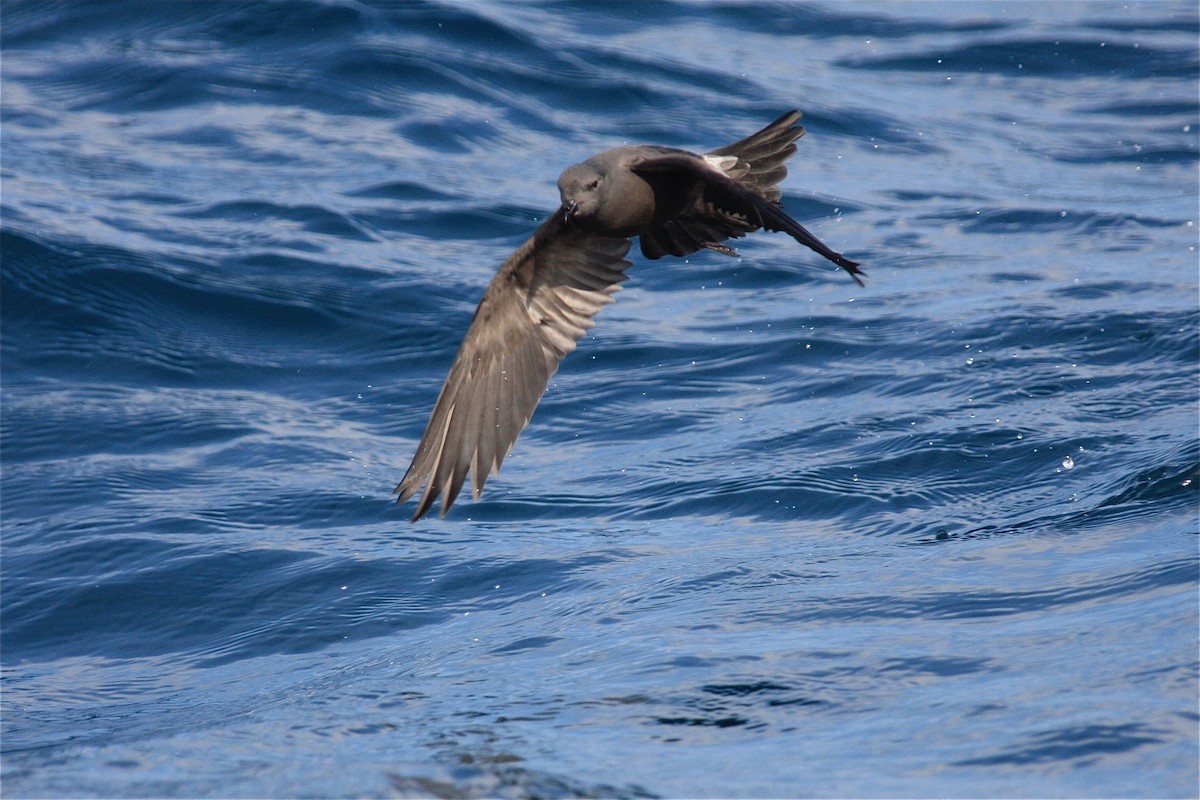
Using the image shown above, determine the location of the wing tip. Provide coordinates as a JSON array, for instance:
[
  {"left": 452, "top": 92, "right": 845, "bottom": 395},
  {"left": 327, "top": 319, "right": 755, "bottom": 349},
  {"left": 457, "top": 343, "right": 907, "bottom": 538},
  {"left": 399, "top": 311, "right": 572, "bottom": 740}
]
[
  {"left": 830, "top": 253, "right": 866, "bottom": 287},
  {"left": 846, "top": 263, "right": 867, "bottom": 287}
]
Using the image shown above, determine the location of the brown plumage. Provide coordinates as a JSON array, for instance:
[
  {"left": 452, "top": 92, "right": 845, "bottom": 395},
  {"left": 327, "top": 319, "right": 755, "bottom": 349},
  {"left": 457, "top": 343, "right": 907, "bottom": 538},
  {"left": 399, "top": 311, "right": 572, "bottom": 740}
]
[{"left": 395, "top": 111, "right": 862, "bottom": 520}]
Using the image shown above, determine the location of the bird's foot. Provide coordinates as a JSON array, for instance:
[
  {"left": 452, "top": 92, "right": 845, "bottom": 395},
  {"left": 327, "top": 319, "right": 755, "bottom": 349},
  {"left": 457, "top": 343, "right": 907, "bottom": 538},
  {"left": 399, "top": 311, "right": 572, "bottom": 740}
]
[{"left": 703, "top": 242, "right": 738, "bottom": 257}]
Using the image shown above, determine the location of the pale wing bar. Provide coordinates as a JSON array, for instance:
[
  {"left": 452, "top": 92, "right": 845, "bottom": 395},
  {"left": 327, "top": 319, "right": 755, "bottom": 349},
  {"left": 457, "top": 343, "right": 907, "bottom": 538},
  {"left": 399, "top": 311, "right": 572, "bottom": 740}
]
[
  {"left": 639, "top": 110, "right": 807, "bottom": 258},
  {"left": 395, "top": 214, "right": 632, "bottom": 520},
  {"left": 633, "top": 153, "right": 864, "bottom": 285}
]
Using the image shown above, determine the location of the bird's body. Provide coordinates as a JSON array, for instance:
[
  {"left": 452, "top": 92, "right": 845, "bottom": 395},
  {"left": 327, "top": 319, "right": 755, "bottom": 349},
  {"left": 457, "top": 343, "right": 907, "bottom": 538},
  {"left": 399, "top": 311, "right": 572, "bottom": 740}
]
[{"left": 395, "top": 111, "right": 862, "bottom": 520}]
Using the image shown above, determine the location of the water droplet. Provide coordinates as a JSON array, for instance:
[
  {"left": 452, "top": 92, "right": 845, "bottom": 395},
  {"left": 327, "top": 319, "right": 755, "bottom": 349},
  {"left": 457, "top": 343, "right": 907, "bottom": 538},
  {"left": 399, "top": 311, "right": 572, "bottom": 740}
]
[{"left": 1062, "top": 455, "right": 1075, "bottom": 470}]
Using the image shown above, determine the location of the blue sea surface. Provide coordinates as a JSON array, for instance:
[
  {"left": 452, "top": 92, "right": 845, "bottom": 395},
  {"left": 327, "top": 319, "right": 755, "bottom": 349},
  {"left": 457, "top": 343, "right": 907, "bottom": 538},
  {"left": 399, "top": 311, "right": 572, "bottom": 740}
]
[{"left": 2, "top": 1, "right": 1197, "bottom": 797}]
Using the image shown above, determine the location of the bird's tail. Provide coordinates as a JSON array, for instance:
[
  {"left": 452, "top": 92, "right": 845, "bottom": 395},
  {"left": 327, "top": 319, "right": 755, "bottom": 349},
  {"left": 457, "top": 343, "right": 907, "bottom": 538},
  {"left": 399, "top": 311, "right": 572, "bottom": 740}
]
[{"left": 707, "top": 110, "right": 805, "bottom": 202}]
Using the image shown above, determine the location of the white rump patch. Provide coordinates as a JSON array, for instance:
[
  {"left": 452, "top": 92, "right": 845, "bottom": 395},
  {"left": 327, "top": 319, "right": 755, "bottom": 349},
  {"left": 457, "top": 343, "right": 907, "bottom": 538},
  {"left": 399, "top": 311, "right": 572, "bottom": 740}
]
[{"left": 703, "top": 154, "right": 739, "bottom": 175}]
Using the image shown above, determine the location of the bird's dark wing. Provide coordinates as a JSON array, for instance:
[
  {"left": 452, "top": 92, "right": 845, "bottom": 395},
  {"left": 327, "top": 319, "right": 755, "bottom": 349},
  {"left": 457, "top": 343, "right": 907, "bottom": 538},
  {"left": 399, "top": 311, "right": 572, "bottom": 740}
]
[
  {"left": 632, "top": 152, "right": 865, "bottom": 286},
  {"left": 395, "top": 213, "right": 633, "bottom": 520},
  {"left": 638, "top": 110, "right": 807, "bottom": 259}
]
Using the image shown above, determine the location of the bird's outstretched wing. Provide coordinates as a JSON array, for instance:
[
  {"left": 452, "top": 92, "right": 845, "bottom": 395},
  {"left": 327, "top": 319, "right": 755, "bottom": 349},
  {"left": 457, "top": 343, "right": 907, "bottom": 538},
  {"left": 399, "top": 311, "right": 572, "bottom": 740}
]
[
  {"left": 632, "top": 150, "right": 865, "bottom": 286},
  {"left": 395, "top": 213, "right": 633, "bottom": 520},
  {"left": 638, "top": 110, "right": 807, "bottom": 259}
]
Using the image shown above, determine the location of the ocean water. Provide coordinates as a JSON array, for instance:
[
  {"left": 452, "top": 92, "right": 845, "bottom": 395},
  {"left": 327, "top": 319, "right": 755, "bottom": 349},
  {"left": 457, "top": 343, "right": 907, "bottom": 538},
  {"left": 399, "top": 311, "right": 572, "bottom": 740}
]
[{"left": 2, "top": 1, "right": 1197, "bottom": 797}]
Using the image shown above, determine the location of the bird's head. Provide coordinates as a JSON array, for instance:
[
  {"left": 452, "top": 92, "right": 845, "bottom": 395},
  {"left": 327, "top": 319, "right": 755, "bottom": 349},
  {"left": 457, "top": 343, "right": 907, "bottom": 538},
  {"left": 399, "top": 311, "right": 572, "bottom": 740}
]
[{"left": 557, "top": 160, "right": 606, "bottom": 226}]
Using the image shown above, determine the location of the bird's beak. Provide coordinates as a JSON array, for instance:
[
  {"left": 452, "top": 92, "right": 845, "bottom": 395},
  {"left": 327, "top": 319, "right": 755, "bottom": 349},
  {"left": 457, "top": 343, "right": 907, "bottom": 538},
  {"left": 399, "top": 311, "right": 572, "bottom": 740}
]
[{"left": 563, "top": 200, "right": 578, "bottom": 222}]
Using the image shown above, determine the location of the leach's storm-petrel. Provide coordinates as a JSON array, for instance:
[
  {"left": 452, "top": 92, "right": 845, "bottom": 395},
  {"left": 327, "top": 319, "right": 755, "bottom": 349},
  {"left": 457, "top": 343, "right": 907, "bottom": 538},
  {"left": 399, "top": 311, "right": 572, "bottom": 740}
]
[{"left": 395, "top": 111, "right": 863, "bottom": 520}]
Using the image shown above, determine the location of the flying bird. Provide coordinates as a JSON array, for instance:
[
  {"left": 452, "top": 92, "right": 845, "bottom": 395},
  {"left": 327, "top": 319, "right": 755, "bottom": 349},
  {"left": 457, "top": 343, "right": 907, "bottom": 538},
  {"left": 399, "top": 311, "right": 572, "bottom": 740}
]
[{"left": 395, "top": 110, "right": 863, "bottom": 520}]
